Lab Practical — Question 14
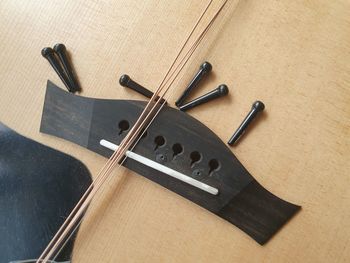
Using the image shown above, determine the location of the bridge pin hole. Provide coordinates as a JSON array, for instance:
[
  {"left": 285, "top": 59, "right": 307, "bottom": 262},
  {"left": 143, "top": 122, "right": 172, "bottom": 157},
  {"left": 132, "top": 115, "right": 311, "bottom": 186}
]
[
  {"left": 190, "top": 151, "right": 201, "bottom": 167},
  {"left": 154, "top": 135, "right": 166, "bottom": 150},
  {"left": 118, "top": 120, "right": 130, "bottom": 135},
  {"left": 172, "top": 143, "right": 183, "bottom": 159},
  {"left": 209, "top": 159, "right": 220, "bottom": 175}
]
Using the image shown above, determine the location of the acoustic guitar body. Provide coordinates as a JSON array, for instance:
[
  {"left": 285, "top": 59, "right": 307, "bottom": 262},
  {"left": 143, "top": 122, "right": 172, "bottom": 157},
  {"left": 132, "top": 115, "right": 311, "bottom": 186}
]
[{"left": 0, "top": 0, "right": 349, "bottom": 262}]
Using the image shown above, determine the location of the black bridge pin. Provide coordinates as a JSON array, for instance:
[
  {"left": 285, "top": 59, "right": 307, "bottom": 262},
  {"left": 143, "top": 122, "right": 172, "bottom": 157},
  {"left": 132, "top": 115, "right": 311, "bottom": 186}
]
[
  {"left": 179, "top": 84, "right": 229, "bottom": 111},
  {"left": 119, "top": 74, "right": 154, "bottom": 98},
  {"left": 53, "top": 43, "right": 80, "bottom": 92},
  {"left": 41, "top": 47, "right": 74, "bottom": 92},
  {"left": 228, "top": 101, "right": 265, "bottom": 146},
  {"left": 119, "top": 74, "right": 166, "bottom": 104},
  {"left": 175, "top": 61, "right": 212, "bottom": 107}
]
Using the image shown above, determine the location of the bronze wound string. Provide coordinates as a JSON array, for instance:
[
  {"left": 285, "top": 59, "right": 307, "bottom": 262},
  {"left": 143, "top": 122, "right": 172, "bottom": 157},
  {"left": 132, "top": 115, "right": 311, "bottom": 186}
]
[{"left": 37, "top": 1, "right": 228, "bottom": 261}]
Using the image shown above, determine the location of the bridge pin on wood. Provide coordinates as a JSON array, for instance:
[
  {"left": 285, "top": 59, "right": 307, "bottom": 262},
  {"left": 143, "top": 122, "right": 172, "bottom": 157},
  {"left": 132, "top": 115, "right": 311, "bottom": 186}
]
[
  {"left": 119, "top": 74, "right": 166, "bottom": 104},
  {"left": 228, "top": 100, "right": 265, "bottom": 146},
  {"left": 179, "top": 84, "right": 229, "bottom": 111},
  {"left": 120, "top": 74, "right": 154, "bottom": 98},
  {"left": 41, "top": 47, "right": 74, "bottom": 92},
  {"left": 53, "top": 43, "right": 81, "bottom": 92},
  {"left": 175, "top": 61, "right": 212, "bottom": 107}
]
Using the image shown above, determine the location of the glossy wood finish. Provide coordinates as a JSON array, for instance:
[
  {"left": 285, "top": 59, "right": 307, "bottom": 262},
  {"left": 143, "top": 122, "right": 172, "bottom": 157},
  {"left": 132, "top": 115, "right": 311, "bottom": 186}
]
[{"left": 0, "top": 0, "right": 349, "bottom": 262}]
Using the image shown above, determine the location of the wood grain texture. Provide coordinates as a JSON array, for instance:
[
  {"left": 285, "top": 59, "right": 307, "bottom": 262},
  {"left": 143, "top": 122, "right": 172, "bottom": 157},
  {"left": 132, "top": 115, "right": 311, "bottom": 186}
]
[
  {"left": 40, "top": 82, "right": 300, "bottom": 245},
  {"left": 0, "top": 0, "right": 349, "bottom": 262}
]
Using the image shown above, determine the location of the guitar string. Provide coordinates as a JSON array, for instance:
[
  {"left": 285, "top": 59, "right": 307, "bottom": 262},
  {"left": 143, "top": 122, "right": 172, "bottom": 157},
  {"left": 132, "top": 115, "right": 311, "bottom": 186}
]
[
  {"left": 109, "top": 6, "right": 226, "bottom": 169},
  {"left": 51, "top": 27, "right": 208, "bottom": 258},
  {"left": 52, "top": 100, "right": 168, "bottom": 262},
  {"left": 39, "top": 0, "right": 228, "bottom": 261},
  {"left": 49, "top": 1, "right": 228, "bottom": 260},
  {"left": 36, "top": 1, "right": 218, "bottom": 261},
  {"left": 117, "top": 0, "right": 230, "bottom": 153},
  {"left": 151, "top": 0, "right": 214, "bottom": 97},
  {"left": 40, "top": 4, "right": 224, "bottom": 262},
  {"left": 77, "top": 0, "right": 228, "bottom": 210}
]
